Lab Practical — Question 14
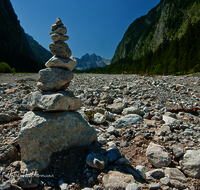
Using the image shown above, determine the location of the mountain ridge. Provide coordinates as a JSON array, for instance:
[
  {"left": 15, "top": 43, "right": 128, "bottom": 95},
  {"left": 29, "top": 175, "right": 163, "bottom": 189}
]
[{"left": 75, "top": 53, "right": 110, "bottom": 70}]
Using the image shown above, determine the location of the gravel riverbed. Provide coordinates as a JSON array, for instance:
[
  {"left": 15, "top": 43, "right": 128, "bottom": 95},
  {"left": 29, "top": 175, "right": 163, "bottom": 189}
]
[{"left": 0, "top": 73, "right": 200, "bottom": 190}]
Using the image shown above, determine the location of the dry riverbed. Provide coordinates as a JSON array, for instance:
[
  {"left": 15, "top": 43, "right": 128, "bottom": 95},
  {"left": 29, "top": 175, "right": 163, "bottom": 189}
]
[{"left": 0, "top": 73, "right": 200, "bottom": 190}]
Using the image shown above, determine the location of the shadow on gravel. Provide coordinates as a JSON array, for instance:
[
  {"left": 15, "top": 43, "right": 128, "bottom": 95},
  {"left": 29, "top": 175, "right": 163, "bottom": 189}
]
[{"left": 40, "top": 143, "right": 146, "bottom": 190}]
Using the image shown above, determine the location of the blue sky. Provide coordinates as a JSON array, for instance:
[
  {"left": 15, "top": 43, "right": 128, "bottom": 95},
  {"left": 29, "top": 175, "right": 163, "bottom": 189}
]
[{"left": 10, "top": 0, "right": 160, "bottom": 59}]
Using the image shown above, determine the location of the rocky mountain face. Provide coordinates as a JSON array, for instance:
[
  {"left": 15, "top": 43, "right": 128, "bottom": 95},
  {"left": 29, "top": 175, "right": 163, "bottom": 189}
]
[
  {"left": 25, "top": 34, "right": 52, "bottom": 65},
  {"left": 0, "top": 0, "right": 52, "bottom": 72},
  {"left": 111, "top": 0, "right": 200, "bottom": 74},
  {"left": 75, "top": 53, "right": 110, "bottom": 70},
  {"left": 112, "top": 0, "right": 200, "bottom": 62}
]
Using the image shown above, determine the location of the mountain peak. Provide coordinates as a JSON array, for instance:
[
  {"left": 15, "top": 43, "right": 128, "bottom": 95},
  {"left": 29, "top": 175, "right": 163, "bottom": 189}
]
[{"left": 75, "top": 53, "right": 110, "bottom": 70}]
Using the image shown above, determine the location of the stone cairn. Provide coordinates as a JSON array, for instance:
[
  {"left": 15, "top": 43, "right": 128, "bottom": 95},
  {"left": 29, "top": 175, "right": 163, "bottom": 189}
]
[{"left": 18, "top": 18, "right": 97, "bottom": 172}]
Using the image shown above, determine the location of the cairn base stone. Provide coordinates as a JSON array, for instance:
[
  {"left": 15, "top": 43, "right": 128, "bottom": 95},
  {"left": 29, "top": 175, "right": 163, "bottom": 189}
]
[
  {"left": 27, "top": 90, "right": 82, "bottom": 111},
  {"left": 37, "top": 68, "right": 74, "bottom": 91},
  {"left": 45, "top": 55, "right": 77, "bottom": 70},
  {"left": 19, "top": 111, "right": 97, "bottom": 172}
]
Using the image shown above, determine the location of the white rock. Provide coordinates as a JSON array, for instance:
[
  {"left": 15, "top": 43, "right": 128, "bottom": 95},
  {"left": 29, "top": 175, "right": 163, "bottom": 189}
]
[
  {"left": 163, "top": 115, "right": 180, "bottom": 125},
  {"left": 19, "top": 111, "right": 97, "bottom": 171},
  {"left": 90, "top": 113, "right": 106, "bottom": 124}
]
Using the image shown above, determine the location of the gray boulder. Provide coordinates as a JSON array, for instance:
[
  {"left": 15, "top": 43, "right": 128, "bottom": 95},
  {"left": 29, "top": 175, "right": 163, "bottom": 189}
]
[
  {"left": 27, "top": 90, "right": 81, "bottom": 111},
  {"left": 37, "top": 68, "right": 74, "bottom": 91},
  {"left": 146, "top": 142, "right": 171, "bottom": 167},
  {"left": 45, "top": 55, "right": 77, "bottom": 71},
  {"left": 49, "top": 41, "right": 71, "bottom": 58},
  {"left": 179, "top": 149, "right": 200, "bottom": 178},
  {"left": 19, "top": 111, "right": 97, "bottom": 171},
  {"left": 115, "top": 114, "right": 143, "bottom": 128}
]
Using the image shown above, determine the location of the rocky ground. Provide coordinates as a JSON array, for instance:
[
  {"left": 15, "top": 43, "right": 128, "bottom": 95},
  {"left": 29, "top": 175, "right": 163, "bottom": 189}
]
[{"left": 0, "top": 73, "right": 200, "bottom": 190}]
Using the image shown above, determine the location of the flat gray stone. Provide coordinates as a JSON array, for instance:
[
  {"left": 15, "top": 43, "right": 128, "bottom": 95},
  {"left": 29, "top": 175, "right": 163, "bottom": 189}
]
[
  {"left": 50, "top": 25, "right": 67, "bottom": 35},
  {"left": 37, "top": 68, "right": 74, "bottom": 92},
  {"left": 45, "top": 56, "right": 77, "bottom": 71},
  {"left": 27, "top": 90, "right": 82, "bottom": 111},
  {"left": 106, "top": 103, "right": 126, "bottom": 114},
  {"left": 115, "top": 114, "right": 143, "bottom": 128},
  {"left": 122, "top": 107, "right": 144, "bottom": 116},
  {"left": 51, "top": 33, "right": 69, "bottom": 43}
]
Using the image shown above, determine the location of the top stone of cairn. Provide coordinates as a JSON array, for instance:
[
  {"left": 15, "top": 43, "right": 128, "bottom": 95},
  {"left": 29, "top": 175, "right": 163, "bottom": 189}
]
[{"left": 51, "top": 17, "right": 64, "bottom": 32}]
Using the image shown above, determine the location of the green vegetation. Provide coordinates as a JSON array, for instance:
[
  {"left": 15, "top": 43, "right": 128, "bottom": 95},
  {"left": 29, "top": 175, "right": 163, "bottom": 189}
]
[
  {"left": 24, "top": 89, "right": 31, "bottom": 94},
  {"left": 0, "top": 62, "right": 15, "bottom": 73},
  {"left": 12, "top": 115, "right": 22, "bottom": 121},
  {"left": 85, "top": 111, "right": 96, "bottom": 119},
  {"left": 75, "top": 0, "right": 200, "bottom": 75}
]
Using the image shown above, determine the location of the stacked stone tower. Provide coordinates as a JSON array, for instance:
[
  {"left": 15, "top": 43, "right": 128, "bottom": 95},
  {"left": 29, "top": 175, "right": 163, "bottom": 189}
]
[
  {"left": 18, "top": 18, "right": 97, "bottom": 172},
  {"left": 37, "top": 17, "right": 76, "bottom": 92}
]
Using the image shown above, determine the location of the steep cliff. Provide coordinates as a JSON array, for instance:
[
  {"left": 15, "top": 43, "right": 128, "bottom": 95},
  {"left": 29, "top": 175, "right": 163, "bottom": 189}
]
[
  {"left": 110, "top": 0, "right": 200, "bottom": 74},
  {"left": 0, "top": 0, "right": 52, "bottom": 72}
]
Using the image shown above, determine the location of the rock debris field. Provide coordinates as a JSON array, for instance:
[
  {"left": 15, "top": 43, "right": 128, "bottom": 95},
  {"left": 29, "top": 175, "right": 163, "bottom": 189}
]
[{"left": 0, "top": 73, "right": 200, "bottom": 190}]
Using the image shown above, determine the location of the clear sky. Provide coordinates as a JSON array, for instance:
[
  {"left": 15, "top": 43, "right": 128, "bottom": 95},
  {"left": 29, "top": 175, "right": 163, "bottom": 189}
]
[{"left": 10, "top": 0, "right": 160, "bottom": 59}]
